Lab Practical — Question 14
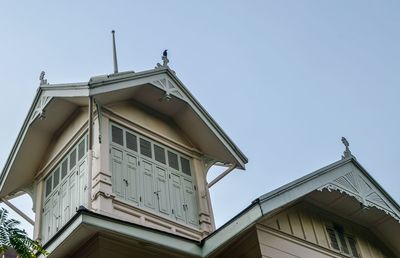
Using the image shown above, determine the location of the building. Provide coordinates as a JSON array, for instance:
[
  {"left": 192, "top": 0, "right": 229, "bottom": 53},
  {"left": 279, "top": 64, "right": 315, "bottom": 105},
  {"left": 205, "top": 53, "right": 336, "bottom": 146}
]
[{"left": 0, "top": 47, "right": 399, "bottom": 257}]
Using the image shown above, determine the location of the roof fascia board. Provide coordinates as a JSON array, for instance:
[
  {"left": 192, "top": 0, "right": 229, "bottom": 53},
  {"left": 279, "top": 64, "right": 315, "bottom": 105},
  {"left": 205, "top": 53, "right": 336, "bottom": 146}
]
[
  {"left": 259, "top": 159, "right": 356, "bottom": 215},
  {"left": 165, "top": 69, "right": 248, "bottom": 168},
  {"left": 258, "top": 157, "right": 400, "bottom": 222},
  {"left": 41, "top": 88, "right": 89, "bottom": 98},
  {"left": 317, "top": 159, "right": 400, "bottom": 222},
  {"left": 82, "top": 214, "right": 203, "bottom": 257},
  {"left": 38, "top": 214, "right": 84, "bottom": 257},
  {"left": 88, "top": 69, "right": 166, "bottom": 89},
  {"left": 201, "top": 204, "right": 262, "bottom": 256},
  {"left": 0, "top": 88, "right": 42, "bottom": 195},
  {"left": 259, "top": 158, "right": 352, "bottom": 203},
  {"left": 87, "top": 68, "right": 248, "bottom": 168},
  {"left": 152, "top": 71, "right": 247, "bottom": 168},
  {"left": 41, "top": 82, "right": 88, "bottom": 90},
  {"left": 350, "top": 158, "right": 400, "bottom": 211}
]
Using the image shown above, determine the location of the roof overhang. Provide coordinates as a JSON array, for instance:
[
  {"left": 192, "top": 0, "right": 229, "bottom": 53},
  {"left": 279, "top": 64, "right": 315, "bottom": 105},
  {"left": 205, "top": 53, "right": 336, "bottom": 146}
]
[
  {"left": 40, "top": 205, "right": 263, "bottom": 258},
  {"left": 39, "top": 209, "right": 202, "bottom": 257},
  {"left": 0, "top": 67, "right": 247, "bottom": 198},
  {"left": 0, "top": 91, "right": 86, "bottom": 198},
  {"left": 257, "top": 156, "right": 400, "bottom": 255}
]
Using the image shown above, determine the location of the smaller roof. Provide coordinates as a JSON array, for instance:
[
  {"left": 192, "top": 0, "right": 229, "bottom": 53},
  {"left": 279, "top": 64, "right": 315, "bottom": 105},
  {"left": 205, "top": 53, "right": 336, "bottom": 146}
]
[
  {"left": 37, "top": 153, "right": 400, "bottom": 257},
  {"left": 0, "top": 67, "right": 248, "bottom": 198},
  {"left": 201, "top": 155, "right": 400, "bottom": 256}
]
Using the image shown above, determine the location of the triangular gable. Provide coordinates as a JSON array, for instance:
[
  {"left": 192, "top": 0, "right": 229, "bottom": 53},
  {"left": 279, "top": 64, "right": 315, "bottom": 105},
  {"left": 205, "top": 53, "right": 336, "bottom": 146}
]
[
  {"left": 0, "top": 67, "right": 248, "bottom": 198},
  {"left": 317, "top": 164, "right": 400, "bottom": 222},
  {"left": 40, "top": 67, "right": 247, "bottom": 168},
  {"left": 258, "top": 156, "right": 400, "bottom": 223}
]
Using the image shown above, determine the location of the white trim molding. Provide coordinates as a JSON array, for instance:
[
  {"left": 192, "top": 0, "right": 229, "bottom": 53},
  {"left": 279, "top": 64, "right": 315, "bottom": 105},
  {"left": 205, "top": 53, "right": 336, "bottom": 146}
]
[
  {"left": 151, "top": 77, "right": 188, "bottom": 101},
  {"left": 318, "top": 170, "right": 400, "bottom": 223},
  {"left": 29, "top": 95, "right": 52, "bottom": 124}
]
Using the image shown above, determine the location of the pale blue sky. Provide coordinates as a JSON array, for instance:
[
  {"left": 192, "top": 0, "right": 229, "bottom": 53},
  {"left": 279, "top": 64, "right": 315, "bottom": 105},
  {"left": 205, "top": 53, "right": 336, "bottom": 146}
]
[{"left": 0, "top": 1, "right": 399, "bottom": 235}]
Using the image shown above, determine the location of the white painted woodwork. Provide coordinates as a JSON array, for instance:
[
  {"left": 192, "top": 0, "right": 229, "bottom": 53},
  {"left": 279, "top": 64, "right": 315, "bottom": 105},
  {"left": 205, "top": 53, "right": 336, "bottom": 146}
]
[
  {"left": 110, "top": 123, "right": 199, "bottom": 229},
  {"left": 41, "top": 136, "right": 88, "bottom": 242},
  {"left": 260, "top": 202, "right": 395, "bottom": 258}
]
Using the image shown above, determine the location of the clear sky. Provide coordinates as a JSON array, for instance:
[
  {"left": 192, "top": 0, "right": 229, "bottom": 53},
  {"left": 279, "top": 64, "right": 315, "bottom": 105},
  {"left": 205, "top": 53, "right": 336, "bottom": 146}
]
[{"left": 0, "top": 1, "right": 399, "bottom": 236}]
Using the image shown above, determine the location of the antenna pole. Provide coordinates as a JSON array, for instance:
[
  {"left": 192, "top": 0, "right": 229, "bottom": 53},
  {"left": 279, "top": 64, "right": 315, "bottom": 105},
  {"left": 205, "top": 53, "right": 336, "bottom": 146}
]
[{"left": 112, "top": 30, "right": 119, "bottom": 74}]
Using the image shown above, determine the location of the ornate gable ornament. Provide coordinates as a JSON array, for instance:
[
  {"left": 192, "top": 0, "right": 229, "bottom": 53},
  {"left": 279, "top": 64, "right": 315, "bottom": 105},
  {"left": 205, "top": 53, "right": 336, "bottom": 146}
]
[
  {"left": 29, "top": 71, "right": 53, "bottom": 124},
  {"left": 151, "top": 77, "right": 187, "bottom": 102},
  {"left": 29, "top": 94, "right": 52, "bottom": 124},
  {"left": 318, "top": 170, "right": 400, "bottom": 222},
  {"left": 318, "top": 138, "right": 400, "bottom": 222}
]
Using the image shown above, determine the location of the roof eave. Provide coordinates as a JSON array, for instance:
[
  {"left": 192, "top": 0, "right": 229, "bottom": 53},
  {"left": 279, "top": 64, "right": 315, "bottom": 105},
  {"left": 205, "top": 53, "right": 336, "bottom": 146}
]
[
  {"left": 164, "top": 69, "right": 248, "bottom": 168},
  {"left": 87, "top": 68, "right": 248, "bottom": 168},
  {"left": 0, "top": 88, "right": 43, "bottom": 196}
]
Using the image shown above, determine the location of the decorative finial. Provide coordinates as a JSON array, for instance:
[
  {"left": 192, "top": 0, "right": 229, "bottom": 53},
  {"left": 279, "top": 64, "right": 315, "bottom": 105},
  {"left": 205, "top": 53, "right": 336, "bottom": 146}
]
[
  {"left": 39, "top": 71, "right": 48, "bottom": 85},
  {"left": 111, "top": 30, "right": 119, "bottom": 74},
  {"left": 156, "top": 49, "right": 170, "bottom": 69},
  {"left": 341, "top": 136, "right": 352, "bottom": 159}
]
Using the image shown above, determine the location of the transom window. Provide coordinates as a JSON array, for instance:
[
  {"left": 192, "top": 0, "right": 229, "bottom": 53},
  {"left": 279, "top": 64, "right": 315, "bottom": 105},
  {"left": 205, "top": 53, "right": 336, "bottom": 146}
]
[
  {"left": 44, "top": 136, "right": 88, "bottom": 198},
  {"left": 110, "top": 124, "right": 192, "bottom": 176},
  {"left": 326, "top": 224, "right": 359, "bottom": 257}
]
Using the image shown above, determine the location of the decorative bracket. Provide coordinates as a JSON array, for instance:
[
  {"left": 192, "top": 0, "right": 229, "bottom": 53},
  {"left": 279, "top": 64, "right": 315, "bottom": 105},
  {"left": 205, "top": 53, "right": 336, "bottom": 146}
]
[
  {"left": 202, "top": 156, "right": 216, "bottom": 174},
  {"left": 318, "top": 170, "right": 400, "bottom": 223},
  {"left": 151, "top": 78, "right": 187, "bottom": 101},
  {"left": 29, "top": 95, "right": 52, "bottom": 124}
]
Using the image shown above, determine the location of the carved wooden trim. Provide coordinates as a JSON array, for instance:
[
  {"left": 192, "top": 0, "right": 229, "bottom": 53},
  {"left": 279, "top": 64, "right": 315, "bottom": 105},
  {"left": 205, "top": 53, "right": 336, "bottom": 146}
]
[
  {"left": 318, "top": 170, "right": 400, "bottom": 222},
  {"left": 151, "top": 77, "right": 187, "bottom": 101},
  {"left": 29, "top": 95, "right": 52, "bottom": 124}
]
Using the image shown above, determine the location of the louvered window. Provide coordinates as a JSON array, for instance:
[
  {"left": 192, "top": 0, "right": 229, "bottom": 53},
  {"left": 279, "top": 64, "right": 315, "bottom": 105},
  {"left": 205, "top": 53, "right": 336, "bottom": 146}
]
[
  {"left": 348, "top": 237, "right": 359, "bottom": 258},
  {"left": 168, "top": 151, "right": 179, "bottom": 170},
  {"left": 78, "top": 140, "right": 85, "bottom": 160},
  {"left": 180, "top": 157, "right": 191, "bottom": 176},
  {"left": 327, "top": 228, "right": 340, "bottom": 250},
  {"left": 42, "top": 135, "right": 88, "bottom": 243},
  {"left": 140, "top": 138, "right": 152, "bottom": 158},
  {"left": 109, "top": 123, "right": 199, "bottom": 228},
  {"left": 53, "top": 168, "right": 60, "bottom": 187},
  {"left": 112, "top": 126, "right": 124, "bottom": 145},
  {"left": 126, "top": 132, "right": 137, "bottom": 152},
  {"left": 61, "top": 159, "right": 68, "bottom": 179},
  {"left": 154, "top": 145, "right": 166, "bottom": 164},
  {"left": 326, "top": 224, "right": 359, "bottom": 257},
  {"left": 70, "top": 149, "right": 77, "bottom": 169},
  {"left": 45, "top": 177, "right": 52, "bottom": 197},
  {"left": 111, "top": 124, "right": 194, "bottom": 177}
]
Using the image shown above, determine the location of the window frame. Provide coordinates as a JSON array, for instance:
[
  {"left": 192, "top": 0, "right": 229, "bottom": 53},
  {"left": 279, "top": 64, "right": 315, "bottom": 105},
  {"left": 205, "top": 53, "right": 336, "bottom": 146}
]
[
  {"left": 326, "top": 223, "right": 360, "bottom": 258},
  {"left": 43, "top": 135, "right": 88, "bottom": 200},
  {"left": 110, "top": 122, "right": 194, "bottom": 179}
]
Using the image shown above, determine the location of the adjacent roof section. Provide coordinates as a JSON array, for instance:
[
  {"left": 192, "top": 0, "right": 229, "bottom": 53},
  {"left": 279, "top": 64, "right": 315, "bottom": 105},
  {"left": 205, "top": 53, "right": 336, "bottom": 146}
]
[
  {"left": 202, "top": 155, "right": 400, "bottom": 256},
  {"left": 257, "top": 156, "right": 400, "bottom": 222},
  {"left": 0, "top": 66, "right": 248, "bottom": 198}
]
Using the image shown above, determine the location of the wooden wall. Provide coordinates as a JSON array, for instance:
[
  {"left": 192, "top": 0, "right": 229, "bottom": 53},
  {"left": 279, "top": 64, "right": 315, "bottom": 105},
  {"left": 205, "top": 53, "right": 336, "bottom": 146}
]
[
  {"left": 259, "top": 202, "right": 395, "bottom": 258},
  {"left": 71, "top": 234, "right": 194, "bottom": 258},
  {"left": 208, "top": 228, "right": 262, "bottom": 258}
]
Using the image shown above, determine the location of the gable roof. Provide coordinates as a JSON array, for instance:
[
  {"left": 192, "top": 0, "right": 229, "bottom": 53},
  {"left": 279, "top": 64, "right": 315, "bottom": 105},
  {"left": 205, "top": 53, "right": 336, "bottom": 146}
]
[
  {"left": 201, "top": 155, "right": 400, "bottom": 256},
  {"left": 32, "top": 149, "right": 399, "bottom": 256},
  {"left": 0, "top": 67, "right": 248, "bottom": 198},
  {"left": 258, "top": 156, "right": 400, "bottom": 222}
]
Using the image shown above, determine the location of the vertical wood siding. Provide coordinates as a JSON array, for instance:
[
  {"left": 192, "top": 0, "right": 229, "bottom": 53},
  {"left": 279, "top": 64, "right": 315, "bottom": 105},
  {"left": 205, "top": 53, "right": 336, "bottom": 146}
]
[{"left": 259, "top": 202, "right": 395, "bottom": 258}]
